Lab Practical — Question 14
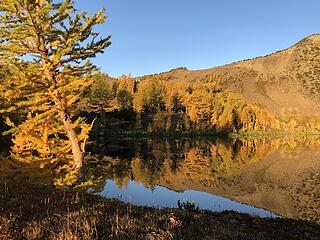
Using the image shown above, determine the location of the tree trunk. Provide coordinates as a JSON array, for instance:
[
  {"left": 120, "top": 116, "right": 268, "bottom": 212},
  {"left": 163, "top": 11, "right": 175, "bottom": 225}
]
[
  {"left": 65, "top": 119, "right": 83, "bottom": 170},
  {"left": 36, "top": 2, "right": 84, "bottom": 175},
  {"left": 59, "top": 111, "right": 83, "bottom": 171}
]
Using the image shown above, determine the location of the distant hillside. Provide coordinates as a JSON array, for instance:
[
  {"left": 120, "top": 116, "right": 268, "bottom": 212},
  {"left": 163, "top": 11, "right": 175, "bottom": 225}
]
[{"left": 139, "top": 34, "right": 320, "bottom": 117}]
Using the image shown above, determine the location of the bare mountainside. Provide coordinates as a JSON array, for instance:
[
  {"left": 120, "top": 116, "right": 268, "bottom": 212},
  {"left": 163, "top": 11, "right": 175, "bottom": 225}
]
[{"left": 142, "top": 34, "right": 320, "bottom": 117}]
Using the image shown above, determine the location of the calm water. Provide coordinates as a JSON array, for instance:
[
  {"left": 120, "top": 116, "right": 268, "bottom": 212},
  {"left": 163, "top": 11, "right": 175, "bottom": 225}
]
[
  {"left": 90, "top": 137, "right": 320, "bottom": 222},
  {"left": 98, "top": 180, "right": 277, "bottom": 218}
]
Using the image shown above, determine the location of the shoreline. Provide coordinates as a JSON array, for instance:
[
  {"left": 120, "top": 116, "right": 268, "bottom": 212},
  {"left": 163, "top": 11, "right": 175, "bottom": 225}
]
[{"left": 1, "top": 183, "right": 320, "bottom": 240}]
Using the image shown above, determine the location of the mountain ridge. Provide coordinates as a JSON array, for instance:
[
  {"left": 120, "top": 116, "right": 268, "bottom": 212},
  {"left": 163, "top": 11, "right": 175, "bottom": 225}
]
[{"left": 139, "top": 34, "right": 320, "bottom": 117}]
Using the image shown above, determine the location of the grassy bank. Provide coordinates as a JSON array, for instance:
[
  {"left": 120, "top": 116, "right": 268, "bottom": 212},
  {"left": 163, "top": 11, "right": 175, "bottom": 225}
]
[
  {"left": 101, "top": 127, "right": 320, "bottom": 142},
  {"left": 102, "top": 128, "right": 229, "bottom": 140},
  {"left": 1, "top": 182, "right": 320, "bottom": 240}
]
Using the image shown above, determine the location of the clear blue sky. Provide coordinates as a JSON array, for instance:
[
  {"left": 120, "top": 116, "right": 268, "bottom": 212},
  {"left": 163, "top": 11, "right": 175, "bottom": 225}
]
[{"left": 75, "top": 0, "right": 320, "bottom": 77}]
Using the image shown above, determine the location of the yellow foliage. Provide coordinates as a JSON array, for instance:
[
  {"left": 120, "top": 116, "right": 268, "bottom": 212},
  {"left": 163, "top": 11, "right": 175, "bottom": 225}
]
[{"left": 5, "top": 117, "right": 15, "bottom": 128}]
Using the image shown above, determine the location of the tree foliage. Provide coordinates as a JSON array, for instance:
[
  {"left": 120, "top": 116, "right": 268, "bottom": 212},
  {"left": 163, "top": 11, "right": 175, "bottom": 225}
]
[
  {"left": 86, "top": 71, "right": 320, "bottom": 135},
  {"left": 88, "top": 72, "right": 116, "bottom": 112},
  {"left": 0, "top": 0, "right": 111, "bottom": 183},
  {"left": 133, "top": 77, "right": 166, "bottom": 113}
]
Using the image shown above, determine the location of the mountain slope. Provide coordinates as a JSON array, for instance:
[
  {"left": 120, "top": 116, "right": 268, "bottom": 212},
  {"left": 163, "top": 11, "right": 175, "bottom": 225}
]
[{"left": 145, "top": 34, "right": 320, "bottom": 117}]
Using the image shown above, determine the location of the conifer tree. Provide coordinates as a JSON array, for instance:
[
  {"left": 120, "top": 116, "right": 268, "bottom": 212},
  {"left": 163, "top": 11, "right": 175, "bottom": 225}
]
[
  {"left": 89, "top": 72, "right": 116, "bottom": 112},
  {"left": 0, "top": 0, "right": 111, "bottom": 173}
]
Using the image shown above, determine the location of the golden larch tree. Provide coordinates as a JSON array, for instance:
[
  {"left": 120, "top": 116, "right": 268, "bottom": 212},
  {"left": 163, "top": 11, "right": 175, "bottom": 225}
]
[{"left": 0, "top": 0, "right": 111, "bottom": 173}]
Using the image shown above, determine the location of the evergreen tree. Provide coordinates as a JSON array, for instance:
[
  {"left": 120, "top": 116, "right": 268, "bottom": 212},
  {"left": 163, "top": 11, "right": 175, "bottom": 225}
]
[
  {"left": 133, "top": 77, "right": 166, "bottom": 113},
  {"left": 0, "top": 0, "right": 111, "bottom": 175},
  {"left": 89, "top": 72, "right": 116, "bottom": 112}
]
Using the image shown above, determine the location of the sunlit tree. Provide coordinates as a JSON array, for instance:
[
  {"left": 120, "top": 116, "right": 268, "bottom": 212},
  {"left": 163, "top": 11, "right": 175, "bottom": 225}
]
[
  {"left": 133, "top": 77, "right": 166, "bottom": 113},
  {"left": 89, "top": 72, "right": 116, "bottom": 112},
  {"left": 0, "top": 0, "right": 111, "bottom": 176}
]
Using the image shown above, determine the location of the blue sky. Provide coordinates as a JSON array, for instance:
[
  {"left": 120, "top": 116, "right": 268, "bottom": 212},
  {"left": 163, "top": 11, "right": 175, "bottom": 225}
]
[{"left": 75, "top": 0, "right": 320, "bottom": 77}]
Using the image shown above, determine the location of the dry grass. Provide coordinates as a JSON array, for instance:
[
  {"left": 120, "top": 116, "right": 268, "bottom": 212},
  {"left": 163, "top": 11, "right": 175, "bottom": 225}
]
[{"left": 1, "top": 181, "right": 320, "bottom": 240}]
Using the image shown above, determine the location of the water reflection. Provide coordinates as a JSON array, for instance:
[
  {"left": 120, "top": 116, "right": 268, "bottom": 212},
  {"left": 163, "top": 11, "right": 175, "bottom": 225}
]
[
  {"left": 99, "top": 180, "right": 277, "bottom": 218},
  {"left": 90, "top": 136, "right": 320, "bottom": 222}
]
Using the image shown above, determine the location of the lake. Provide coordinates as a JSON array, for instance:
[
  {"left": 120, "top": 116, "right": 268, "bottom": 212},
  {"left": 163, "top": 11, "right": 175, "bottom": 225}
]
[{"left": 88, "top": 136, "right": 320, "bottom": 223}]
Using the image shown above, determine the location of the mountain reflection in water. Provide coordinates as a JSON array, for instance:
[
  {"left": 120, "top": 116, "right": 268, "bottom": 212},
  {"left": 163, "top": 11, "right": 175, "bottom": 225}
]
[
  {"left": 98, "top": 180, "right": 277, "bottom": 218},
  {"left": 90, "top": 136, "right": 320, "bottom": 223}
]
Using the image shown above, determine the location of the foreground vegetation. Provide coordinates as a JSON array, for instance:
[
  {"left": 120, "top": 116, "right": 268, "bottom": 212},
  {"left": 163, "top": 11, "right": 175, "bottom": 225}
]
[{"left": 1, "top": 181, "right": 320, "bottom": 240}]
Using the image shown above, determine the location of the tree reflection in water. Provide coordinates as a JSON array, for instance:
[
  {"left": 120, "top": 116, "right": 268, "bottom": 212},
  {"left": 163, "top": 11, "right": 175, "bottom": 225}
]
[{"left": 85, "top": 136, "right": 320, "bottom": 223}]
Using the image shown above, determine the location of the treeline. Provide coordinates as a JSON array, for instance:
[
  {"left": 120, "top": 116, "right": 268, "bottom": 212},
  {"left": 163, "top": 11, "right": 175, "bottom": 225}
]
[{"left": 82, "top": 72, "right": 320, "bottom": 136}]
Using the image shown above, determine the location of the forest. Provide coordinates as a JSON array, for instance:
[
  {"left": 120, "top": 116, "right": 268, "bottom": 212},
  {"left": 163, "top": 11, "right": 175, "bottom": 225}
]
[
  {"left": 2, "top": 52, "right": 320, "bottom": 186},
  {"left": 78, "top": 71, "right": 320, "bottom": 137},
  {"left": 0, "top": 0, "right": 319, "bottom": 186},
  {"left": 0, "top": 0, "right": 320, "bottom": 185}
]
